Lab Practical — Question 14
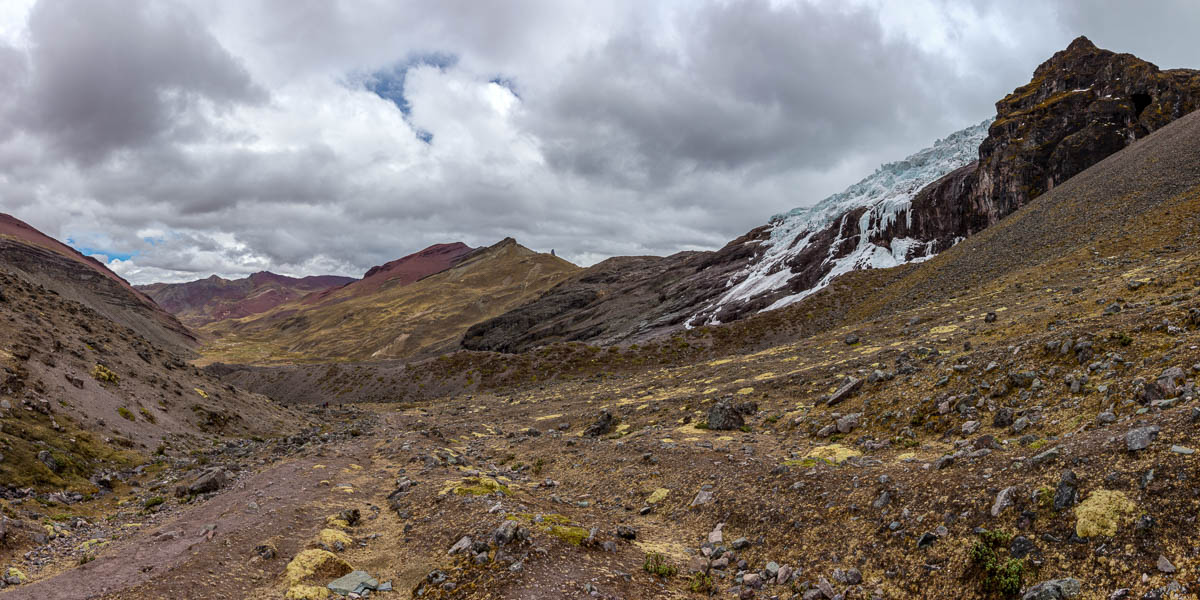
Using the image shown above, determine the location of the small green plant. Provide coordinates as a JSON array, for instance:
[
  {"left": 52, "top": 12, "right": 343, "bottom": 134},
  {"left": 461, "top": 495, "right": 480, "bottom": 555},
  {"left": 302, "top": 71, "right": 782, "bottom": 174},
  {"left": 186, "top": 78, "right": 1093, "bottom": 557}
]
[
  {"left": 642, "top": 552, "right": 677, "bottom": 578},
  {"left": 91, "top": 364, "right": 119, "bottom": 384},
  {"left": 1033, "top": 485, "right": 1054, "bottom": 511},
  {"left": 969, "top": 529, "right": 1024, "bottom": 597},
  {"left": 139, "top": 407, "right": 156, "bottom": 424},
  {"left": 143, "top": 496, "right": 166, "bottom": 510},
  {"left": 117, "top": 407, "right": 135, "bottom": 421},
  {"left": 740, "top": 424, "right": 753, "bottom": 433},
  {"left": 693, "top": 422, "right": 710, "bottom": 430},
  {"left": 532, "top": 458, "right": 546, "bottom": 476},
  {"left": 688, "top": 572, "right": 714, "bottom": 593},
  {"left": 1111, "top": 331, "right": 1133, "bottom": 347}
]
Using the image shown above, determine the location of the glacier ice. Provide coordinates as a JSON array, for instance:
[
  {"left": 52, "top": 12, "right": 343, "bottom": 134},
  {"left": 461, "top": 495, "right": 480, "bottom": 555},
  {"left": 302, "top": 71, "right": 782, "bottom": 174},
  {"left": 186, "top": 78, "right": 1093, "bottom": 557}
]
[{"left": 699, "top": 118, "right": 992, "bottom": 321}]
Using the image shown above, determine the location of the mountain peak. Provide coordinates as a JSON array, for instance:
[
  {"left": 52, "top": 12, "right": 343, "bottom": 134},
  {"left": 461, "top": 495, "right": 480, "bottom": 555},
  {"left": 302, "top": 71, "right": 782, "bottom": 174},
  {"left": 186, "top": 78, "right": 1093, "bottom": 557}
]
[{"left": 1066, "top": 35, "right": 1097, "bottom": 52}]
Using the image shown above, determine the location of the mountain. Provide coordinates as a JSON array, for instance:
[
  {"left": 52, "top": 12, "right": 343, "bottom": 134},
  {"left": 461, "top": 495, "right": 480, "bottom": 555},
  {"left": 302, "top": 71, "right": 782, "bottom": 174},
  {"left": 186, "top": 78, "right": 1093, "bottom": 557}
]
[
  {"left": 463, "top": 37, "right": 1200, "bottom": 353},
  {"left": 199, "top": 238, "right": 579, "bottom": 364},
  {"left": 0, "top": 213, "right": 195, "bottom": 353},
  {"left": 0, "top": 214, "right": 303, "bottom": 493},
  {"left": 139, "top": 272, "right": 356, "bottom": 328},
  {"left": 297, "top": 241, "right": 475, "bottom": 307}
]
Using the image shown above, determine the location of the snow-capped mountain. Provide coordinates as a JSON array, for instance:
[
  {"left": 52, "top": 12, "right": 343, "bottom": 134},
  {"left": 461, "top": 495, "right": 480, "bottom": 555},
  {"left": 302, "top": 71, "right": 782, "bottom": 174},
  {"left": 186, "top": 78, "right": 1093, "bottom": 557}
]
[{"left": 693, "top": 119, "right": 991, "bottom": 324}]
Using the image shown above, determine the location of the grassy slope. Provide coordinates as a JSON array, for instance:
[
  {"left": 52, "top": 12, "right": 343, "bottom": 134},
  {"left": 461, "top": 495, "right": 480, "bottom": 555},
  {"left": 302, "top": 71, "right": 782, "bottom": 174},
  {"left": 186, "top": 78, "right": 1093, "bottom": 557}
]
[{"left": 199, "top": 240, "right": 580, "bottom": 365}]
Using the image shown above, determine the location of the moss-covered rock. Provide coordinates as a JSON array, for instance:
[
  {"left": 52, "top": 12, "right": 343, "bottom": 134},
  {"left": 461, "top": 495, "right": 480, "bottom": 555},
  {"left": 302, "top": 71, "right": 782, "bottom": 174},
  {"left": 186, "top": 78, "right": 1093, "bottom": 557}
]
[
  {"left": 317, "top": 528, "right": 352, "bottom": 548},
  {"left": 284, "top": 549, "right": 352, "bottom": 585},
  {"left": 1075, "top": 489, "right": 1136, "bottom": 538},
  {"left": 285, "top": 584, "right": 331, "bottom": 600}
]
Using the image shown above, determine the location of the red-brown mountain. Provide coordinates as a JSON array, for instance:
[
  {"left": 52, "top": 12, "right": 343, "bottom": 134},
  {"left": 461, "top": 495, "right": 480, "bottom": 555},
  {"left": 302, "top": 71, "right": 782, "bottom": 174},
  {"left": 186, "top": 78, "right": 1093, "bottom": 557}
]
[
  {"left": 138, "top": 271, "right": 355, "bottom": 328},
  {"left": 299, "top": 242, "right": 475, "bottom": 306}
]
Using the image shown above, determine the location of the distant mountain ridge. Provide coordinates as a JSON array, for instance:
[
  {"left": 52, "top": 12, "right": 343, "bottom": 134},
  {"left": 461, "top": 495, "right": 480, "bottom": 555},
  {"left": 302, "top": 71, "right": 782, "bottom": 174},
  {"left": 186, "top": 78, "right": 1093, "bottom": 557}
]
[{"left": 139, "top": 271, "right": 356, "bottom": 328}]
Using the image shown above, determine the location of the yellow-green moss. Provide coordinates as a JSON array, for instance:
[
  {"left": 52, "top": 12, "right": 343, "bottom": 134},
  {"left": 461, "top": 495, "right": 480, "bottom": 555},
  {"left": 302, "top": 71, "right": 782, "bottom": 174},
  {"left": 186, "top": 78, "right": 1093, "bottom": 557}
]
[
  {"left": 0, "top": 410, "right": 143, "bottom": 489},
  {"left": 91, "top": 364, "right": 119, "bottom": 384},
  {"left": 317, "top": 528, "right": 352, "bottom": 548},
  {"left": 646, "top": 488, "right": 670, "bottom": 505},
  {"left": 440, "top": 476, "right": 511, "bottom": 497},
  {"left": 549, "top": 524, "right": 589, "bottom": 546},
  {"left": 1075, "top": 490, "right": 1136, "bottom": 538},
  {"left": 284, "top": 549, "right": 352, "bottom": 585},
  {"left": 117, "top": 407, "right": 135, "bottom": 421},
  {"left": 285, "top": 584, "right": 331, "bottom": 600},
  {"left": 805, "top": 443, "right": 861, "bottom": 464}
]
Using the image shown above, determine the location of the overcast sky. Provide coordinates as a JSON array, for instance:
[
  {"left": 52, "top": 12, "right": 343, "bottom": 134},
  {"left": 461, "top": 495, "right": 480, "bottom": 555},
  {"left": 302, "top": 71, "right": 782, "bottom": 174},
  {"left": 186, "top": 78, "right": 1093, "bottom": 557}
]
[{"left": 0, "top": 0, "right": 1197, "bottom": 283}]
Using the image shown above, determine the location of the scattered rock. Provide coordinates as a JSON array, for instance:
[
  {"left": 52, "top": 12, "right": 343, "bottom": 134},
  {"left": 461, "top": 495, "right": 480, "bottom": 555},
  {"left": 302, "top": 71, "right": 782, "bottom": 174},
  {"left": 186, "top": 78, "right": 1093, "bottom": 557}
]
[
  {"left": 706, "top": 401, "right": 744, "bottom": 431},
  {"left": 827, "top": 378, "right": 863, "bottom": 406},
  {"left": 583, "top": 410, "right": 616, "bottom": 437},
  {"left": 993, "top": 408, "right": 1012, "bottom": 427},
  {"left": 1156, "top": 555, "right": 1175, "bottom": 573},
  {"left": 992, "top": 486, "right": 1020, "bottom": 517},
  {"left": 327, "top": 570, "right": 380, "bottom": 596},
  {"left": 448, "top": 536, "right": 473, "bottom": 555},
  {"left": 1125, "top": 426, "right": 1160, "bottom": 451},
  {"left": 1022, "top": 578, "right": 1081, "bottom": 600},
  {"left": 1053, "top": 471, "right": 1078, "bottom": 512}
]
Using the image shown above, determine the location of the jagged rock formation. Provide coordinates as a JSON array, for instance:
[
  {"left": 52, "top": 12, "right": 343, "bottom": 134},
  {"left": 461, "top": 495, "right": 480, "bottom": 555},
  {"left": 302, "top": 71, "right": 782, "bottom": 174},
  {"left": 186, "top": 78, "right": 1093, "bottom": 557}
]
[
  {"left": 465, "top": 37, "right": 1200, "bottom": 353},
  {"left": 139, "top": 272, "right": 355, "bottom": 328}
]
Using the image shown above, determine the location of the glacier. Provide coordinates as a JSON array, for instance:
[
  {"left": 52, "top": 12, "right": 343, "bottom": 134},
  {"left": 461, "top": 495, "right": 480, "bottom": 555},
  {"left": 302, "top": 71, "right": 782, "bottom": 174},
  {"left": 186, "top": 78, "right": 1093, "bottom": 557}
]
[{"left": 698, "top": 118, "right": 992, "bottom": 323}]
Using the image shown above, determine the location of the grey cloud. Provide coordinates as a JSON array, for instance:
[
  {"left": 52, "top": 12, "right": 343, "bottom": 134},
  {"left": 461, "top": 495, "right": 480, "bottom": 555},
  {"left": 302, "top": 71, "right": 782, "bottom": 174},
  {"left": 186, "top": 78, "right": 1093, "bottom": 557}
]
[
  {"left": 20, "top": 0, "right": 264, "bottom": 164},
  {"left": 530, "top": 1, "right": 968, "bottom": 192}
]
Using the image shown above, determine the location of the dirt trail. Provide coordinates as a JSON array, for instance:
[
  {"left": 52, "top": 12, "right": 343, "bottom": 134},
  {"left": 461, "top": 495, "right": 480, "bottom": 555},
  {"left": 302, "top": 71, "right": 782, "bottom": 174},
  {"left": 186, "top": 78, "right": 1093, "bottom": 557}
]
[{"left": 2, "top": 429, "right": 378, "bottom": 600}]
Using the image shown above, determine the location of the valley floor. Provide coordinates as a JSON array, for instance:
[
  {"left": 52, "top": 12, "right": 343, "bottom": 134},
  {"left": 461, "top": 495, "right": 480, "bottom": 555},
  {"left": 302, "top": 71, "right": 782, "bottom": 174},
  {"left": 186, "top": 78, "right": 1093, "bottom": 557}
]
[{"left": 4, "top": 217, "right": 1200, "bottom": 600}]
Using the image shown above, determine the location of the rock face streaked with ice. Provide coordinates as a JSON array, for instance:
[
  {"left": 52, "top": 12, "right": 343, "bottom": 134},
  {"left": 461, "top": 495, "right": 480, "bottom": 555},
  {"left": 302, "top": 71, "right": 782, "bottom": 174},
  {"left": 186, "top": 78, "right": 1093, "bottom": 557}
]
[{"left": 694, "top": 119, "right": 991, "bottom": 323}]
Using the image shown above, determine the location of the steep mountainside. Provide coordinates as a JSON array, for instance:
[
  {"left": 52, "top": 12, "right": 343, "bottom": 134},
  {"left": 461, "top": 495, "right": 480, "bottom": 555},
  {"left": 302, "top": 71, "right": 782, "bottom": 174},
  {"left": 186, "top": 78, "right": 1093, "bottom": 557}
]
[
  {"left": 139, "top": 272, "right": 355, "bottom": 328},
  {"left": 464, "top": 37, "right": 1200, "bottom": 353},
  {"left": 200, "top": 239, "right": 579, "bottom": 364},
  {"left": 0, "top": 214, "right": 195, "bottom": 353},
  {"left": 461, "top": 228, "right": 766, "bottom": 353},
  {"left": 0, "top": 219, "right": 304, "bottom": 494}
]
